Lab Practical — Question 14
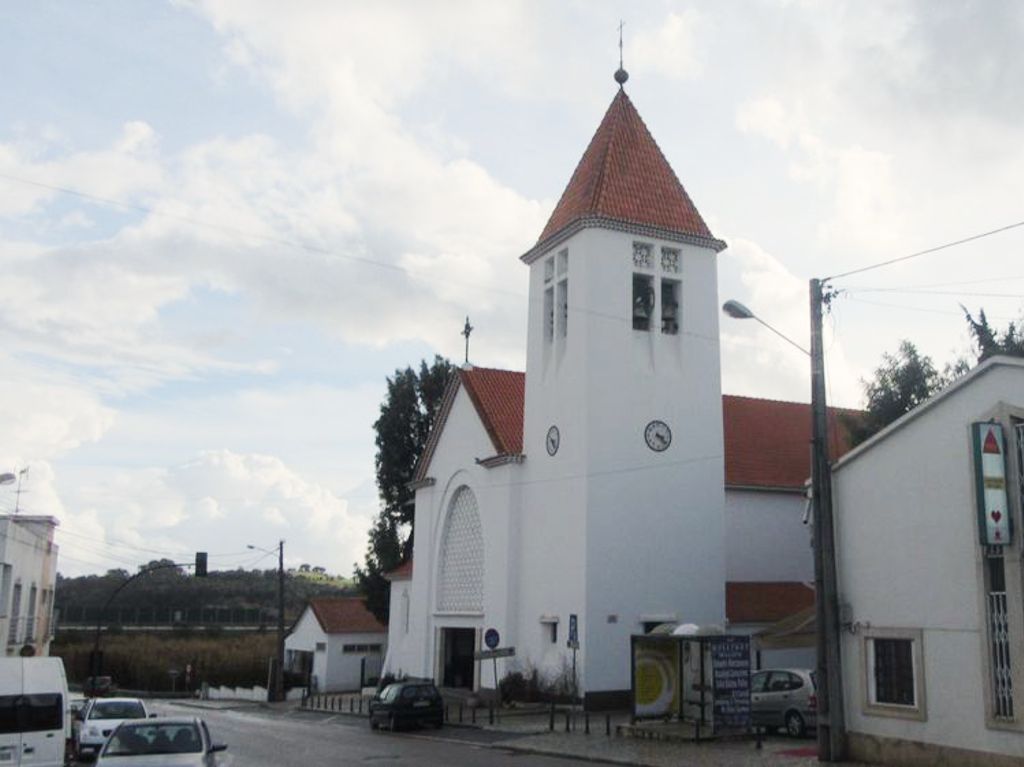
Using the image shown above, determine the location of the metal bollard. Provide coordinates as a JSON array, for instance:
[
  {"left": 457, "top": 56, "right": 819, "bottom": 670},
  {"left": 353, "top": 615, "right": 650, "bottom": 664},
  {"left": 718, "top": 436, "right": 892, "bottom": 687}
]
[
  {"left": 488, "top": 705, "right": 494, "bottom": 725},
  {"left": 585, "top": 712, "right": 590, "bottom": 734},
  {"left": 605, "top": 714, "right": 611, "bottom": 736},
  {"left": 358, "top": 697, "right": 363, "bottom": 714},
  {"left": 471, "top": 706, "right": 476, "bottom": 724},
  {"left": 459, "top": 703, "right": 464, "bottom": 723},
  {"left": 549, "top": 703, "right": 555, "bottom": 731},
  {"left": 565, "top": 711, "right": 570, "bottom": 732},
  {"left": 350, "top": 697, "right": 354, "bottom": 713},
  {"left": 755, "top": 726, "right": 763, "bottom": 750}
]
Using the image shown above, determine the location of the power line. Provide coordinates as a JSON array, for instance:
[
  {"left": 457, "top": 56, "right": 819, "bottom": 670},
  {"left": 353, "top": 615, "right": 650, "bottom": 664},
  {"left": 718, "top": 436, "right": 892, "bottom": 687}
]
[
  {"left": 845, "top": 294, "right": 1017, "bottom": 320},
  {"left": 846, "top": 288, "right": 1024, "bottom": 299},
  {"left": 826, "top": 219, "right": 1024, "bottom": 282}
]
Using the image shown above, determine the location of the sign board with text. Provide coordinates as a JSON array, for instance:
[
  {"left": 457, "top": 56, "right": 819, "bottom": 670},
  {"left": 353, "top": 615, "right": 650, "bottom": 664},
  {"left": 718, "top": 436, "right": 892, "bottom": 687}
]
[
  {"left": 972, "top": 422, "right": 1013, "bottom": 546},
  {"left": 710, "top": 635, "right": 751, "bottom": 732}
]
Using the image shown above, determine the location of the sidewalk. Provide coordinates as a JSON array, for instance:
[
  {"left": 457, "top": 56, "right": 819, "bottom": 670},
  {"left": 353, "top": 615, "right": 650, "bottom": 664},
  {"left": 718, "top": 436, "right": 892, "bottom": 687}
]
[{"left": 301, "top": 694, "right": 869, "bottom": 766}]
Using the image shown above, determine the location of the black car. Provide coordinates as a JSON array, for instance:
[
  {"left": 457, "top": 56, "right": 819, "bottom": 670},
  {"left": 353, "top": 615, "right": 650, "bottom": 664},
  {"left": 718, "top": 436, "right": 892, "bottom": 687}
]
[{"left": 368, "top": 681, "right": 444, "bottom": 731}]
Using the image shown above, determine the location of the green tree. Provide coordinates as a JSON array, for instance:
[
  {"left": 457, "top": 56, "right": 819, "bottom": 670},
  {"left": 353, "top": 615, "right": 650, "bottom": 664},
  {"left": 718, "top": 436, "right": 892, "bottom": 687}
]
[
  {"left": 846, "top": 340, "right": 944, "bottom": 445},
  {"left": 355, "top": 355, "right": 454, "bottom": 622},
  {"left": 962, "top": 306, "right": 1024, "bottom": 361}
]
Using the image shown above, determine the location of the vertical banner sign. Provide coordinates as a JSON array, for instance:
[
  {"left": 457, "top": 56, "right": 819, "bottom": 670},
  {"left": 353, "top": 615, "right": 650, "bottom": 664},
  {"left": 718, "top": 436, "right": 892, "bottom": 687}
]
[
  {"left": 972, "top": 422, "right": 1013, "bottom": 546},
  {"left": 632, "top": 638, "right": 679, "bottom": 718},
  {"left": 710, "top": 635, "right": 751, "bottom": 732}
]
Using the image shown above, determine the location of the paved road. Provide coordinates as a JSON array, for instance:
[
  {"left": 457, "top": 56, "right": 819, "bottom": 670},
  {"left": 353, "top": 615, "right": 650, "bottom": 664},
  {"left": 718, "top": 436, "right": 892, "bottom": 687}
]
[{"left": 132, "top": 701, "right": 587, "bottom": 766}]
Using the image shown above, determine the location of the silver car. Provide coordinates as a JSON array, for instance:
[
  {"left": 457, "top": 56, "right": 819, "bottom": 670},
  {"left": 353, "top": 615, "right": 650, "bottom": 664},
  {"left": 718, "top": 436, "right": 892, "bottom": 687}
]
[
  {"left": 96, "top": 717, "right": 227, "bottom": 766},
  {"left": 750, "top": 668, "right": 817, "bottom": 737}
]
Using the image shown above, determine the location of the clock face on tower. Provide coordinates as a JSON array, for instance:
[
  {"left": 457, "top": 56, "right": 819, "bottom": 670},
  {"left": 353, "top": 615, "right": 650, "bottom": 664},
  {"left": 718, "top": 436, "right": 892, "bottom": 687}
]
[
  {"left": 644, "top": 420, "right": 672, "bottom": 452},
  {"left": 546, "top": 425, "right": 561, "bottom": 456}
]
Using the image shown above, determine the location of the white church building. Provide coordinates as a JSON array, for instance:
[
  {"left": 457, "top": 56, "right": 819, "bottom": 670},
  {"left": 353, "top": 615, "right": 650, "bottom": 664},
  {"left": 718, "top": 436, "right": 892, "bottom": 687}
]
[{"left": 382, "top": 78, "right": 853, "bottom": 707}]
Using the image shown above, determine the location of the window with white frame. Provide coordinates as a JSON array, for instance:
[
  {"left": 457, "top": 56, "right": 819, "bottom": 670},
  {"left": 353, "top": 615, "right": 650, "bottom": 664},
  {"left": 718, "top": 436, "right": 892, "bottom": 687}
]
[
  {"left": 863, "top": 628, "right": 926, "bottom": 720},
  {"left": 632, "top": 274, "right": 655, "bottom": 331},
  {"left": 661, "top": 278, "right": 680, "bottom": 335},
  {"left": 8, "top": 583, "right": 21, "bottom": 645},
  {"left": 343, "top": 643, "right": 383, "bottom": 654},
  {"left": 543, "top": 256, "right": 555, "bottom": 344},
  {"left": 544, "top": 286, "right": 555, "bottom": 343},
  {"left": 540, "top": 616, "right": 559, "bottom": 644}
]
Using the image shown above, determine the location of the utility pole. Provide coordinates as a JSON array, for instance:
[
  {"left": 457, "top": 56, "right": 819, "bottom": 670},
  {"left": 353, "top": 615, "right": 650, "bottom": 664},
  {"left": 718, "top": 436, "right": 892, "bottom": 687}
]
[
  {"left": 809, "top": 278, "right": 846, "bottom": 761},
  {"left": 275, "top": 539, "right": 285, "bottom": 703}
]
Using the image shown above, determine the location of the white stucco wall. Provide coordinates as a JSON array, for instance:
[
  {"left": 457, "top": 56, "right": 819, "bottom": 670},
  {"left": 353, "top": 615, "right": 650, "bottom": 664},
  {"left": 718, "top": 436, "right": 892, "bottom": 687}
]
[
  {"left": 523, "top": 227, "right": 726, "bottom": 697},
  {"left": 285, "top": 608, "right": 328, "bottom": 689},
  {"left": 383, "top": 577, "right": 413, "bottom": 677},
  {"left": 833, "top": 360, "right": 1024, "bottom": 758},
  {"left": 0, "top": 516, "right": 58, "bottom": 657},
  {"left": 286, "top": 608, "right": 386, "bottom": 692},
  {"left": 724, "top": 489, "right": 812, "bottom": 582},
  {"left": 385, "top": 385, "right": 521, "bottom": 688}
]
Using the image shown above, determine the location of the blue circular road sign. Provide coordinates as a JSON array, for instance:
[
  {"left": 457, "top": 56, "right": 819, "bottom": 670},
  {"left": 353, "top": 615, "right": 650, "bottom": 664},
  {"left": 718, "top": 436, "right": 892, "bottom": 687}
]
[{"left": 484, "top": 628, "right": 500, "bottom": 649}]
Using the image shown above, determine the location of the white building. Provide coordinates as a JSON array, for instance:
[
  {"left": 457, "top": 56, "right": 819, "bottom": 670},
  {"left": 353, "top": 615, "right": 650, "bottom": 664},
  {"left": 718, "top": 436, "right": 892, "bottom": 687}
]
[
  {"left": 0, "top": 515, "right": 59, "bottom": 657},
  {"left": 285, "top": 596, "right": 386, "bottom": 693},
  {"left": 833, "top": 355, "right": 1024, "bottom": 765},
  {"left": 383, "top": 79, "right": 854, "bottom": 707}
]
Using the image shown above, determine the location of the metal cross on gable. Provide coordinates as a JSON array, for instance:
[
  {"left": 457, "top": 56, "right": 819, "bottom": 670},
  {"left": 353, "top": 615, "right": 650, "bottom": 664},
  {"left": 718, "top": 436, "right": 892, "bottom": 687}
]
[{"left": 462, "top": 316, "right": 473, "bottom": 365}]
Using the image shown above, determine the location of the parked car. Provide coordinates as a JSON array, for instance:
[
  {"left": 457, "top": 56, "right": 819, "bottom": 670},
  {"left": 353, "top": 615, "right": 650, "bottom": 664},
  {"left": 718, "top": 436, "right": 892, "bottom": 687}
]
[
  {"left": 76, "top": 697, "right": 151, "bottom": 760},
  {"left": 84, "top": 676, "right": 115, "bottom": 697},
  {"left": 96, "top": 717, "right": 227, "bottom": 766},
  {"left": 0, "top": 657, "right": 70, "bottom": 767},
  {"left": 368, "top": 681, "right": 444, "bottom": 731},
  {"left": 750, "top": 668, "right": 817, "bottom": 737}
]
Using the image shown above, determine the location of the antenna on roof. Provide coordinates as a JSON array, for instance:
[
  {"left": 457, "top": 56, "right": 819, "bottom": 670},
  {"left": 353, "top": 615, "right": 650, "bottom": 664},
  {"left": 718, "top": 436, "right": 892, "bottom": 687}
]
[
  {"left": 462, "top": 316, "right": 474, "bottom": 367},
  {"left": 615, "top": 20, "right": 629, "bottom": 87}
]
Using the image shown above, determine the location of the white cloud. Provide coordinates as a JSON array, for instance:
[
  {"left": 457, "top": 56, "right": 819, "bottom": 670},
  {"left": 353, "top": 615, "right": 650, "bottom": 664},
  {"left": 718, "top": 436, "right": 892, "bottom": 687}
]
[
  {"left": 630, "top": 11, "right": 705, "bottom": 81},
  {"left": 56, "top": 449, "right": 371, "bottom": 577}
]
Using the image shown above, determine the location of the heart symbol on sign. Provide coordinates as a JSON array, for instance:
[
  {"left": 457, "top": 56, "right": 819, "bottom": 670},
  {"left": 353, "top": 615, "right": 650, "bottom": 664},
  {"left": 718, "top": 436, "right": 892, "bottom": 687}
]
[{"left": 992, "top": 510, "right": 1003, "bottom": 523}]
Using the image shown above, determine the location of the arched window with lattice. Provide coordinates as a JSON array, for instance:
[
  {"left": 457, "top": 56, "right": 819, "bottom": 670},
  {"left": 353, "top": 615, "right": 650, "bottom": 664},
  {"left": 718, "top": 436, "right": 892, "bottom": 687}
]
[{"left": 436, "top": 486, "right": 484, "bottom": 613}]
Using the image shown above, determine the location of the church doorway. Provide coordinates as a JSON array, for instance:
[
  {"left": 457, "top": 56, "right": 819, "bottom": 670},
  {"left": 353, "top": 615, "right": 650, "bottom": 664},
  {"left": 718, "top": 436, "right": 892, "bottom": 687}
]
[{"left": 440, "top": 627, "right": 476, "bottom": 689}]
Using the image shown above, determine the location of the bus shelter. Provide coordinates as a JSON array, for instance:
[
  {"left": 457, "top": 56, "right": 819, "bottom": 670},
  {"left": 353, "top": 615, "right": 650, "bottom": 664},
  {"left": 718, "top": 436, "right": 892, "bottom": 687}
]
[{"left": 630, "top": 626, "right": 752, "bottom": 737}]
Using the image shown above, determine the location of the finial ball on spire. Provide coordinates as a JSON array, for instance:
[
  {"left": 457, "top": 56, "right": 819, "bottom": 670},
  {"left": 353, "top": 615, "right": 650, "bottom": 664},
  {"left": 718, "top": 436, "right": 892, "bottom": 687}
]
[{"left": 614, "top": 67, "right": 629, "bottom": 86}]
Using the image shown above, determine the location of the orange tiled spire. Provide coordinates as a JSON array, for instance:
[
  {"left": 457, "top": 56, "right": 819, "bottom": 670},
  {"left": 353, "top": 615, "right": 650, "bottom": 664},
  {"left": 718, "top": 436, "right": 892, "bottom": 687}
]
[{"left": 533, "top": 88, "right": 721, "bottom": 252}]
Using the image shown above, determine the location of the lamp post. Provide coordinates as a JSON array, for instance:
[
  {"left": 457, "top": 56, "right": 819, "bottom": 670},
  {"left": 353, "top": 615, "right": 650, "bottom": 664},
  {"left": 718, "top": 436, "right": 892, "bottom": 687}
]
[
  {"left": 723, "top": 292, "right": 846, "bottom": 761},
  {"left": 248, "top": 541, "right": 285, "bottom": 702}
]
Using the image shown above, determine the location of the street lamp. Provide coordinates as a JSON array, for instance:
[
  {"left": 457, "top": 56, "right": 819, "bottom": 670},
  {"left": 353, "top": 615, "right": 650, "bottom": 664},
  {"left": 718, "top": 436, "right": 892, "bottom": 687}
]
[
  {"left": 723, "top": 293, "right": 846, "bottom": 761},
  {"left": 722, "top": 300, "right": 809, "bottom": 356},
  {"left": 248, "top": 541, "right": 286, "bottom": 703}
]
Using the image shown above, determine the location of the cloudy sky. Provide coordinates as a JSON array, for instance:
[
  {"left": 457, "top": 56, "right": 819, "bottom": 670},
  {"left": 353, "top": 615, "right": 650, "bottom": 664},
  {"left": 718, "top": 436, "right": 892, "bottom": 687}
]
[{"left": 2, "top": 1, "right": 1023, "bottom": 576}]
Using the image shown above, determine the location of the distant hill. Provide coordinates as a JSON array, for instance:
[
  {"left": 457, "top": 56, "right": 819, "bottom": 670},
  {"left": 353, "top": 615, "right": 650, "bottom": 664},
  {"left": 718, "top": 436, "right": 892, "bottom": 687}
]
[{"left": 55, "top": 560, "right": 354, "bottom": 628}]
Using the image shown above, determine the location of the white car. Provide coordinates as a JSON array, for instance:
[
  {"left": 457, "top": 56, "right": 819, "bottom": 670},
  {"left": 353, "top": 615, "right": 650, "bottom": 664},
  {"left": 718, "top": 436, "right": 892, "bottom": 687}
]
[
  {"left": 76, "top": 697, "right": 151, "bottom": 760},
  {"left": 96, "top": 718, "right": 227, "bottom": 766}
]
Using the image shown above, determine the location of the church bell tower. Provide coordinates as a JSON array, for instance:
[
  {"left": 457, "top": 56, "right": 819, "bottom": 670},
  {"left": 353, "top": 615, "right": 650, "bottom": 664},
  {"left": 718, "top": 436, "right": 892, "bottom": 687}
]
[{"left": 518, "top": 70, "right": 728, "bottom": 699}]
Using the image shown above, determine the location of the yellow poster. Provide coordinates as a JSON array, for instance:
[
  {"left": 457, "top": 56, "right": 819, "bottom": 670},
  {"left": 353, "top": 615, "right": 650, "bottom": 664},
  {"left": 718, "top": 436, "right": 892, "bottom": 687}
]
[{"left": 633, "top": 640, "right": 678, "bottom": 717}]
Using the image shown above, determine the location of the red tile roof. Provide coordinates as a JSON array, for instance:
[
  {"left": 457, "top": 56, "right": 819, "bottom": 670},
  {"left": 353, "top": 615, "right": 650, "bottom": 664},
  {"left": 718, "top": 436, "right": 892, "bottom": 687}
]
[
  {"left": 459, "top": 367, "right": 525, "bottom": 455},
  {"left": 723, "top": 395, "right": 859, "bottom": 490},
  {"left": 308, "top": 597, "right": 385, "bottom": 635},
  {"left": 384, "top": 560, "right": 413, "bottom": 581},
  {"left": 536, "top": 89, "right": 718, "bottom": 248},
  {"left": 413, "top": 368, "right": 525, "bottom": 482},
  {"left": 414, "top": 370, "right": 860, "bottom": 491},
  {"left": 726, "top": 581, "right": 815, "bottom": 624}
]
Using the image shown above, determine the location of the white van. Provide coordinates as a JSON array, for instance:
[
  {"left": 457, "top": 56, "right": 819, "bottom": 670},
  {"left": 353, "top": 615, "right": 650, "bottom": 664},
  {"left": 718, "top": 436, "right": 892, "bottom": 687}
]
[{"left": 0, "top": 657, "right": 69, "bottom": 766}]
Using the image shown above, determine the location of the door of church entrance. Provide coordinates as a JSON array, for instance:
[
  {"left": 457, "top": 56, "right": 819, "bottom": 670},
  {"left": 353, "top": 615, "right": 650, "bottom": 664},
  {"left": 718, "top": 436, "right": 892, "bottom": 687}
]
[{"left": 441, "top": 627, "right": 476, "bottom": 689}]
